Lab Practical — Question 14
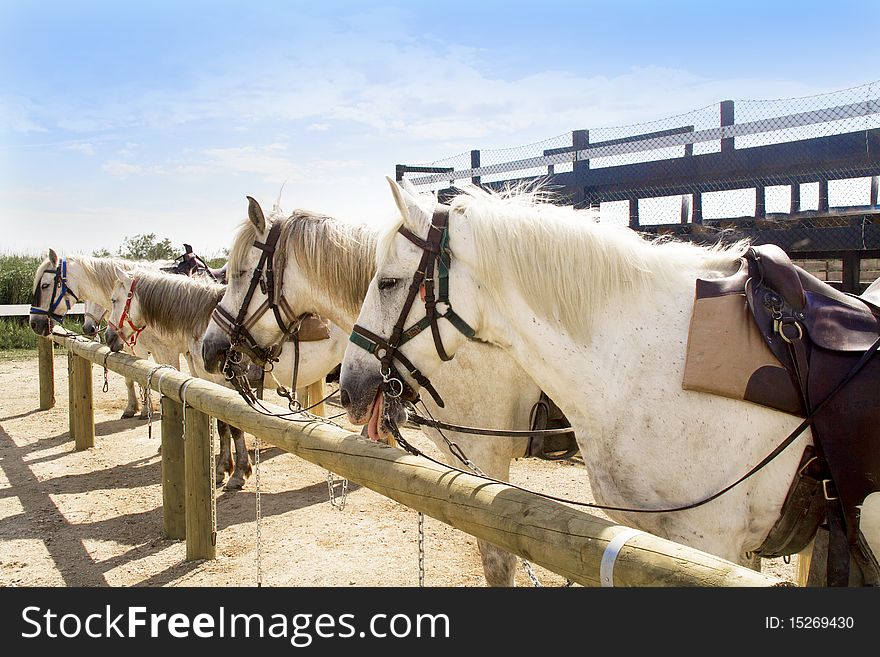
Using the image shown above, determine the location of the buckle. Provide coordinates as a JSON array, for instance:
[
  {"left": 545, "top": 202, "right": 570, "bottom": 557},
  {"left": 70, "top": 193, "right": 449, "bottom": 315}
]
[{"left": 822, "top": 479, "right": 838, "bottom": 501}]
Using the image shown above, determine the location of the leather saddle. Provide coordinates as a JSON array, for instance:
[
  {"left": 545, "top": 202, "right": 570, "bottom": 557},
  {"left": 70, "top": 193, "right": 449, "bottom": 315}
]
[
  {"left": 162, "top": 244, "right": 228, "bottom": 284},
  {"left": 684, "top": 244, "right": 880, "bottom": 583}
]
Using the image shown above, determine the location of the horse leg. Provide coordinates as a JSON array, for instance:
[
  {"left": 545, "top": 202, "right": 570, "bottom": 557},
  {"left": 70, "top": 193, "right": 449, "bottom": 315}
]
[
  {"left": 215, "top": 420, "right": 234, "bottom": 485},
  {"left": 224, "top": 423, "right": 252, "bottom": 491},
  {"left": 121, "top": 378, "right": 139, "bottom": 418}
]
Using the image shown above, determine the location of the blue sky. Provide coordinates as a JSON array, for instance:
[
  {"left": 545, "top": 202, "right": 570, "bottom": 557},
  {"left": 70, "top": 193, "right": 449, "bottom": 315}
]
[{"left": 2, "top": 0, "right": 879, "bottom": 257}]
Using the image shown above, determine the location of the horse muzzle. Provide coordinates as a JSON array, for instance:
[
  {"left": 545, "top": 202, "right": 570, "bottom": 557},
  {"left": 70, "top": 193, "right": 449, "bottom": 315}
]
[
  {"left": 29, "top": 315, "right": 50, "bottom": 337},
  {"left": 201, "top": 334, "right": 231, "bottom": 374},
  {"left": 104, "top": 326, "right": 125, "bottom": 353}
]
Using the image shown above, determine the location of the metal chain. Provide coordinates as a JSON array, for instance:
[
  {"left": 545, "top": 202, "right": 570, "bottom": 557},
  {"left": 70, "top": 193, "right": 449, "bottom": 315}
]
[
  {"left": 144, "top": 365, "right": 175, "bottom": 440},
  {"left": 433, "top": 427, "right": 545, "bottom": 588},
  {"left": 209, "top": 416, "right": 217, "bottom": 548},
  {"left": 326, "top": 471, "right": 348, "bottom": 510},
  {"left": 418, "top": 512, "right": 425, "bottom": 587},
  {"left": 255, "top": 432, "right": 262, "bottom": 587}
]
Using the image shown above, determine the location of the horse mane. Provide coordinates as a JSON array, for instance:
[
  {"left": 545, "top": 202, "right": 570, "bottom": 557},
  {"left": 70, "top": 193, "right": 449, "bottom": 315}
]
[
  {"left": 382, "top": 186, "right": 750, "bottom": 340},
  {"left": 33, "top": 254, "right": 155, "bottom": 301},
  {"left": 228, "top": 206, "right": 378, "bottom": 318},
  {"left": 130, "top": 269, "right": 225, "bottom": 337}
]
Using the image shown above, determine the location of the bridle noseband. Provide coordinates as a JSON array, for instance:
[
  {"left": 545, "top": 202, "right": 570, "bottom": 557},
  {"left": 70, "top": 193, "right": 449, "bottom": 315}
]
[
  {"left": 350, "top": 205, "right": 475, "bottom": 408},
  {"left": 210, "top": 221, "right": 302, "bottom": 369},
  {"left": 30, "top": 258, "right": 80, "bottom": 323},
  {"left": 108, "top": 277, "right": 146, "bottom": 349}
]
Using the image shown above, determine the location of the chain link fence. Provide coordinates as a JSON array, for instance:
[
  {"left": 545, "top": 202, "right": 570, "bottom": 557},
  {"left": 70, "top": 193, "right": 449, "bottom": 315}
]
[{"left": 398, "top": 81, "right": 880, "bottom": 286}]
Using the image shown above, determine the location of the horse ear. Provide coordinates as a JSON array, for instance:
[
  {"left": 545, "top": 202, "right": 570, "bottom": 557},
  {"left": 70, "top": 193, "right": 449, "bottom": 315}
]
[
  {"left": 114, "top": 265, "right": 132, "bottom": 287},
  {"left": 47, "top": 248, "right": 58, "bottom": 266},
  {"left": 247, "top": 196, "right": 266, "bottom": 232},
  {"left": 386, "top": 176, "right": 431, "bottom": 232}
]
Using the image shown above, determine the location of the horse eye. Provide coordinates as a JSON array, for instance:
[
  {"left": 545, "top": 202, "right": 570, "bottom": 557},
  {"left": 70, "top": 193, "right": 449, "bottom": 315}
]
[
  {"left": 378, "top": 278, "right": 398, "bottom": 290},
  {"left": 41, "top": 283, "right": 50, "bottom": 289}
]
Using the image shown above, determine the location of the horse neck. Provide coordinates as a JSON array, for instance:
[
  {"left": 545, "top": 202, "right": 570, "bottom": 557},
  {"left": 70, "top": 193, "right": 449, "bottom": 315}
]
[
  {"left": 66, "top": 256, "right": 115, "bottom": 309},
  {"left": 137, "top": 277, "right": 217, "bottom": 344}
]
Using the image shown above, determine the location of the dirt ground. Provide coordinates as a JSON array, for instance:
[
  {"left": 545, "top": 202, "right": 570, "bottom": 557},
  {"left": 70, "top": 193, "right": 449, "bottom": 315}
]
[{"left": 0, "top": 350, "right": 797, "bottom": 588}]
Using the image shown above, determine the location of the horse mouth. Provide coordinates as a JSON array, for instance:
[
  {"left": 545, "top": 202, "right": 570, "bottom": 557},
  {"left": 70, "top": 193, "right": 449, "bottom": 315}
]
[
  {"left": 364, "top": 389, "right": 406, "bottom": 445},
  {"left": 366, "top": 389, "right": 388, "bottom": 442}
]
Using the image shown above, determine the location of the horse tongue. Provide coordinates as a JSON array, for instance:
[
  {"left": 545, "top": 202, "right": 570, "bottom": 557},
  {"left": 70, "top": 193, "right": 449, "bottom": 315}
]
[{"left": 367, "top": 390, "right": 383, "bottom": 442}]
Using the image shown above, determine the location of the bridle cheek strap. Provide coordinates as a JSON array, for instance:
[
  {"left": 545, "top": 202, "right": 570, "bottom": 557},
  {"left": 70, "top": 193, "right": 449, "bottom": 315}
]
[
  {"left": 210, "top": 221, "right": 301, "bottom": 367},
  {"left": 350, "top": 206, "right": 475, "bottom": 408},
  {"left": 109, "top": 277, "right": 146, "bottom": 349}
]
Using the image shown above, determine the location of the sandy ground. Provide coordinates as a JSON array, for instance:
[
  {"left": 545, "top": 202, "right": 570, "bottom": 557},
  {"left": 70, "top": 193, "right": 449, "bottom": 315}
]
[{"left": 0, "top": 350, "right": 797, "bottom": 587}]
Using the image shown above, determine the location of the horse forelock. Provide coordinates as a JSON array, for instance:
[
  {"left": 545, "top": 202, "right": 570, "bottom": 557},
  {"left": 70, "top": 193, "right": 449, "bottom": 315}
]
[
  {"left": 32, "top": 258, "right": 53, "bottom": 295},
  {"left": 133, "top": 271, "right": 225, "bottom": 336},
  {"left": 434, "top": 189, "right": 748, "bottom": 340}
]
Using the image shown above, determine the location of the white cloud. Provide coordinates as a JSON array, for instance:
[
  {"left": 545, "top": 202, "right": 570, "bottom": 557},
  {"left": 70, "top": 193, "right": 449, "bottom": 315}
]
[
  {"left": 101, "top": 160, "right": 165, "bottom": 178},
  {"left": 64, "top": 142, "right": 95, "bottom": 156},
  {"left": 307, "top": 123, "right": 331, "bottom": 131}
]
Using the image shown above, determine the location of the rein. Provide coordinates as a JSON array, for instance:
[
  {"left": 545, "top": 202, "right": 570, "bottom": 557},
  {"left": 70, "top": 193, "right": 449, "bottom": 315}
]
[
  {"left": 350, "top": 205, "right": 475, "bottom": 408},
  {"left": 30, "top": 258, "right": 81, "bottom": 323},
  {"left": 109, "top": 276, "right": 146, "bottom": 349}
]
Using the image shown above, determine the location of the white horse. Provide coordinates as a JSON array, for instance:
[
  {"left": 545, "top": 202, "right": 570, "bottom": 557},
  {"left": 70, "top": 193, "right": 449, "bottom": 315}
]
[
  {"left": 339, "top": 178, "right": 868, "bottom": 576},
  {"left": 104, "top": 266, "right": 346, "bottom": 490},
  {"left": 29, "top": 251, "right": 181, "bottom": 418},
  {"left": 200, "top": 196, "right": 561, "bottom": 587}
]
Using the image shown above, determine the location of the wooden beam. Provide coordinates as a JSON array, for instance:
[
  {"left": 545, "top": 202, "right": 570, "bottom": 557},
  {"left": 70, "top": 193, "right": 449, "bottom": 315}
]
[
  {"left": 571, "top": 129, "right": 589, "bottom": 209},
  {"left": 184, "top": 404, "right": 215, "bottom": 560},
  {"left": 470, "top": 150, "right": 481, "bottom": 186},
  {"left": 161, "top": 395, "right": 186, "bottom": 540},
  {"left": 38, "top": 337, "right": 55, "bottom": 410},
  {"left": 51, "top": 333, "right": 786, "bottom": 587},
  {"left": 68, "top": 352, "right": 94, "bottom": 450},
  {"left": 720, "top": 100, "right": 735, "bottom": 154},
  {"left": 842, "top": 251, "right": 861, "bottom": 294}
]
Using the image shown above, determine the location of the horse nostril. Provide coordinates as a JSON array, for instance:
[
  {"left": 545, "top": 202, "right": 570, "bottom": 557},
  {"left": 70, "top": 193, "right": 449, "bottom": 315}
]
[{"left": 339, "top": 389, "right": 350, "bottom": 407}]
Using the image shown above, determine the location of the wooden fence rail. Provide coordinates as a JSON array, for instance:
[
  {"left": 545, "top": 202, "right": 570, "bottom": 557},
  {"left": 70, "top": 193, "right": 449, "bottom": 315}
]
[{"left": 39, "top": 331, "right": 787, "bottom": 587}]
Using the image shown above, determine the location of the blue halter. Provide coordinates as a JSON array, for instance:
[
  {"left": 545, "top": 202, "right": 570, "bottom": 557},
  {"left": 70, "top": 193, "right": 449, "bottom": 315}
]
[{"left": 30, "top": 258, "right": 79, "bottom": 323}]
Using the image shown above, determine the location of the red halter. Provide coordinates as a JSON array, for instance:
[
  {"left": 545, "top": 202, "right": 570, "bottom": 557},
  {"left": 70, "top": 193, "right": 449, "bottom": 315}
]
[{"left": 109, "top": 277, "right": 146, "bottom": 349}]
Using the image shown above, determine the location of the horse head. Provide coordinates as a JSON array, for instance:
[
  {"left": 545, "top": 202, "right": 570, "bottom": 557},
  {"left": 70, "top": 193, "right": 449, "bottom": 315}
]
[
  {"left": 339, "top": 178, "right": 482, "bottom": 442},
  {"left": 29, "top": 248, "right": 72, "bottom": 336},
  {"left": 104, "top": 265, "right": 145, "bottom": 353},
  {"left": 202, "top": 196, "right": 314, "bottom": 376},
  {"left": 81, "top": 300, "right": 107, "bottom": 337}
]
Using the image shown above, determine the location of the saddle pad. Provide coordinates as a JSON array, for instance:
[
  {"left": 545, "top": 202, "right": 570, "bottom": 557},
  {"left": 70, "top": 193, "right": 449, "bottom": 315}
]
[{"left": 682, "top": 289, "right": 804, "bottom": 416}]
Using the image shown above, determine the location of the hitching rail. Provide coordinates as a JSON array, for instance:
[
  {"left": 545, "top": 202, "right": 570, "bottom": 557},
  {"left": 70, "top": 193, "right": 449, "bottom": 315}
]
[{"left": 38, "top": 332, "right": 787, "bottom": 587}]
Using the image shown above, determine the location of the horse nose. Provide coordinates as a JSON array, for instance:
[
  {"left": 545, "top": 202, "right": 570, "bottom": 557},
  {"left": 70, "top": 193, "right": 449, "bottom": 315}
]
[
  {"left": 201, "top": 337, "right": 227, "bottom": 373},
  {"left": 339, "top": 388, "right": 351, "bottom": 408}
]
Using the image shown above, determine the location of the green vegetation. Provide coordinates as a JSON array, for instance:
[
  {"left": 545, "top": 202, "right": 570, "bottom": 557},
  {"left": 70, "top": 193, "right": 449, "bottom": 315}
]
[{"left": 0, "top": 254, "right": 42, "bottom": 305}]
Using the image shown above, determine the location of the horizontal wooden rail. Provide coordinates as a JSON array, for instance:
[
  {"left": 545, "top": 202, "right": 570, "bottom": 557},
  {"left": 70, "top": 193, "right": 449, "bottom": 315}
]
[
  {"left": 49, "top": 329, "right": 787, "bottom": 587},
  {"left": 0, "top": 303, "right": 85, "bottom": 317}
]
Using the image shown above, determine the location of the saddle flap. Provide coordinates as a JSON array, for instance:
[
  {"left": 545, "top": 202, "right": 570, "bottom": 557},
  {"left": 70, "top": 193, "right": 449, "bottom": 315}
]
[{"left": 803, "top": 291, "right": 880, "bottom": 351}]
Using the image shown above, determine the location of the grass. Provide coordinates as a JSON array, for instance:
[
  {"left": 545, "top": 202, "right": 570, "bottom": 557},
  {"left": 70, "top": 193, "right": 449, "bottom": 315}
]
[{"left": 0, "top": 317, "right": 85, "bottom": 351}]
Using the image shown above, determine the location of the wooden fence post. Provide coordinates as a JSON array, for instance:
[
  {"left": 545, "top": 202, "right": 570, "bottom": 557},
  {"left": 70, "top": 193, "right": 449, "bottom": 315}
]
[
  {"left": 306, "top": 380, "right": 326, "bottom": 417},
  {"left": 68, "top": 352, "right": 94, "bottom": 450},
  {"left": 184, "top": 405, "right": 215, "bottom": 560},
  {"left": 720, "top": 100, "right": 735, "bottom": 153},
  {"left": 161, "top": 395, "right": 186, "bottom": 540},
  {"left": 38, "top": 336, "right": 55, "bottom": 410}
]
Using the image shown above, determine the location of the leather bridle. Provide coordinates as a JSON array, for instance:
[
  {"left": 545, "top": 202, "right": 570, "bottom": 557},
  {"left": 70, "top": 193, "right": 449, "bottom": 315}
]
[
  {"left": 108, "top": 276, "right": 146, "bottom": 349},
  {"left": 350, "top": 205, "right": 475, "bottom": 408},
  {"left": 210, "top": 221, "right": 301, "bottom": 369},
  {"left": 30, "top": 258, "right": 80, "bottom": 323}
]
